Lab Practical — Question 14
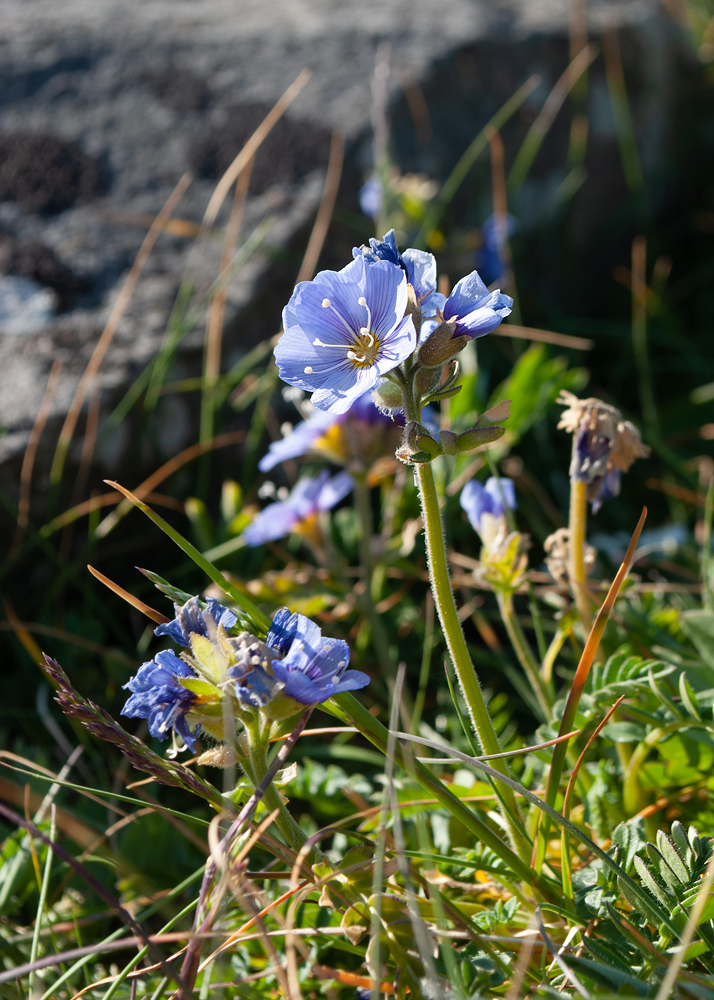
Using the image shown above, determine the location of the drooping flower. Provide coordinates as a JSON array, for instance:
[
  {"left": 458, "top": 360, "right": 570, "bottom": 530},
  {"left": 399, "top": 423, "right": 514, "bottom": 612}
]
[
  {"left": 557, "top": 391, "right": 650, "bottom": 512},
  {"left": 122, "top": 649, "right": 202, "bottom": 753},
  {"left": 265, "top": 607, "right": 369, "bottom": 707},
  {"left": 274, "top": 254, "right": 416, "bottom": 414},
  {"left": 353, "top": 229, "right": 442, "bottom": 316},
  {"left": 441, "top": 270, "right": 513, "bottom": 340},
  {"left": 475, "top": 213, "right": 517, "bottom": 286},
  {"left": 461, "top": 477, "right": 528, "bottom": 591},
  {"left": 258, "top": 392, "right": 401, "bottom": 473},
  {"left": 154, "top": 595, "right": 237, "bottom": 649},
  {"left": 460, "top": 476, "right": 516, "bottom": 538},
  {"left": 242, "top": 470, "right": 354, "bottom": 546}
]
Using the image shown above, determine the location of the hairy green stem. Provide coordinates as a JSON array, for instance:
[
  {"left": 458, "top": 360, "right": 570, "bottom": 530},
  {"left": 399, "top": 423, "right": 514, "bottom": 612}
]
[
  {"left": 414, "top": 460, "right": 529, "bottom": 858},
  {"left": 496, "top": 591, "right": 552, "bottom": 719}
]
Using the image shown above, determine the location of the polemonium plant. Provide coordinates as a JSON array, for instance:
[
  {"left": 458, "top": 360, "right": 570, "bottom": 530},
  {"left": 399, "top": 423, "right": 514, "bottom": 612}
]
[{"left": 272, "top": 229, "right": 528, "bottom": 855}]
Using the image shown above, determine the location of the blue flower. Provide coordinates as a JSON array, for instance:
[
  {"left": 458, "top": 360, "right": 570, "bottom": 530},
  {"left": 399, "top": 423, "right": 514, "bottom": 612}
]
[
  {"left": 354, "top": 230, "right": 442, "bottom": 316},
  {"left": 155, "top": 595, "right": 237, "bottom": 649},
  {"left": 122, "top": 649, "right": 201, "bottom": 752},
  {"left": 258, "top": 409, "right": 338, "bottom": 473},
  {"left": 275, "top": 254, "right": 416, "bottom": 414},
  {"left": 460, "top": 477, "right": 516, "bottom": 536},
  {"left": 243, "top": 470, "right": 354, "bottom": 546},
  {"left": 442, "top": 270, "right": 512, "bottom": 339},
  {"left": 359, "top": 175, "right": 382, "bottom": 219},
  {"left": 258, "top": 392, "right": 398, "bottom": 473},
  {"left": 475, "top": 213, "right": 517, "bottom": 285},
  {"left": 266, "top": 608, "right": 370, "bottom": 705}
]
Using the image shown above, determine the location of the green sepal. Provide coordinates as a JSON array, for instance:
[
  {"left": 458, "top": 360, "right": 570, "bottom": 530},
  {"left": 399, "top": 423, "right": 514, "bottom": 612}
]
[
  {"left": 179, "top": 676, "right": 222, "bottom": 701},
  {"left": 415, "top": 433, "right": 442, "bottom": 457}
]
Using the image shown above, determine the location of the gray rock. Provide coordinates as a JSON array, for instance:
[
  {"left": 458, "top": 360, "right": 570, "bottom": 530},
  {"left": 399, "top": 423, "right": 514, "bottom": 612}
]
[
  {"left": 0, "top": 0, "right": 664, "bottom": 495},
  {"left": 0, "top": 274, "right": 56, "bottom": 334}
]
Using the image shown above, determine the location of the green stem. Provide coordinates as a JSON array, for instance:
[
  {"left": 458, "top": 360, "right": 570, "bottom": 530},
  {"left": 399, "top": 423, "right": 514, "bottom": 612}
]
[
  {"left": 414, "top": 460, "right": 528, "bottom": 858},
  {"left": 243, "top": 720, "right": 321, "bottom": 866},
  {"left": 496, "top": 592, "right": 552, "bottom": 719},
  {"left": 568, "top": 476, "right": 593, "bottom": 634},
  {"left": 328, "top": 692, "right": 554, "bottom": 898}
]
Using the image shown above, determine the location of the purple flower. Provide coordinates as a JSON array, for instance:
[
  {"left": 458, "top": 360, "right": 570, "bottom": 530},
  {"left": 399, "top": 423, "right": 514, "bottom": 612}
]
[
  {"left": 275, "top": 254, "right": 416, "bottom": 414},
  {"left": 243, "top": 470, "right": 354, "bottom": 546},
  {"left": 266, "top": 608, "right": 369, "bottom": 705},
  {"left": 354, "top": 230, "right": 442, "bottom": 316},
  {"left": 442, "top": 271, "right": 512, "bottom": 339},
  {"left": 155, "top": 595, "right": 237, "bottom": 649},
  {"left": 122, "top": 650, "right": 201, "bottom": 752},
  {"left": 460, "top": 477, "right": 516, "bottom": 536}
]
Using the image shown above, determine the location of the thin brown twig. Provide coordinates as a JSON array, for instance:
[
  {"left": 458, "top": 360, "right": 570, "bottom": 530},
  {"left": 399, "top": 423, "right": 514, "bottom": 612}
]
[
  {"left": 202, "top": 155, "right": 254, "bottom": 442},
  {"left": 296, "top": 131, "right": 345, "bottom": 284},
  {"left": 14, "top": 359, "right": 63, "bottom": 548},
  {"left": 50, "top": 172, "right": 192, "bottom": 486},
  {"left": 95, "top": 429, "right": 246, "bottom": 537},
  {"left": 202, "top": 70, "right": 311, "bottom": 230}
]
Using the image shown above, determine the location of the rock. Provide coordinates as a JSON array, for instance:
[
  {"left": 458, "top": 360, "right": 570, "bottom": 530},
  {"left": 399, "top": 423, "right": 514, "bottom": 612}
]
[
  {"left": 0, "top": 0, "right": 671, "bottom": 500},
  {"left": 0, "top": 274, "right": 56, "bottom": 334}
]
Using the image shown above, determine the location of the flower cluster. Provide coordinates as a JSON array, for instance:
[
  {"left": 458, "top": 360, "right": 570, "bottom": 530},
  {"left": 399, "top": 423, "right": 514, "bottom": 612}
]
[
  {"left": 274, "top": 230, "right": 512, "bottom": 425},
  {"left": 557, "top": 391, "right": 650, "bottom": 512},
  {"left": 121, "top": 596, "right": 368, "bottom": 755}
]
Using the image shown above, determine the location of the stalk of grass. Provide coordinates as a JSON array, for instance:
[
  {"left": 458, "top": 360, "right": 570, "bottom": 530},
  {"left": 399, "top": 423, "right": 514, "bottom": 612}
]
[
  {"left": 508, "top": 45, "right": 596, "bottom": 193},
  {"left": 416, "top": 75, "right": 541, "bottom": 246},
  {"left": 534, "top": 506, "right": 647, "bottom": 873},
  {"left": 602, "top": 28, "right": 645, "bottom": 194},
  {"left": 103, "top": 481, "right": 271, "bottom": 634},
  {"left": 49, "top": 173, "right": 192, "bottom": 488}
]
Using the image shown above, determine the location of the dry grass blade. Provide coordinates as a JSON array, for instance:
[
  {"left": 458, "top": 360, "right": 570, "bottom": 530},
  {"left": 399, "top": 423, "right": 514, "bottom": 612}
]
[
  {"left": 202, "top": 155, "right": 254, "bottom": 448},
  {"left": 14, "top": 359, "right": 62, "bottom": 547},
  {"left": 87, "top": 565, "right": 169, "bottom": 624},
  {"left": 95, "top": 430, "right": 246, "bottom": 537},
  {"left": 493, "top": 324, "right": 593, "bottom": 350},
  {"left": 202, "top": 69, "right": 311, "bottom": 229},
  {"left": 50, "top": 172, "right": 192, "bottom": 486},
  {"left": 42, "top": 491, "right": 185, "bottom": 536},
  {"left": 296, "top": 130, "right": 345, "bottom": 284},
  {"left": 0, "top": 801, "right": 187, "bottom": 992},
  {"left": 3, "top": 596, "right": 44, "bottom": 664},
  {"left": 0, "top": 620, "right": 136, "bottom": 666}
]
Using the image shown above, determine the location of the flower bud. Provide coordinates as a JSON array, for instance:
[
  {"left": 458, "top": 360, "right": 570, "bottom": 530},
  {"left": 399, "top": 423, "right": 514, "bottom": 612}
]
[
  {"left": 371, "top": 378, "right": 404, "bottom": 413},
  {"left": 417, "top": 321, "right": 468, "bottom": 368},
  {"left": 396, "top": 421, "right": 442, "bottom": 464},
  {"left": 439, "top": 430, "right": 458, "bottom": 455}
]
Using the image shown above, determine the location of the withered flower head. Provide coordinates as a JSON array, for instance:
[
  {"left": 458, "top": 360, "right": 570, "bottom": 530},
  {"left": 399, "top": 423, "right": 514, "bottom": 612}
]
[
  {"left": 544, "top": 527, "right": 596, "bottom": 585},
  {"left": 557, "top": 391, "right": 650, "bottom": 512}
]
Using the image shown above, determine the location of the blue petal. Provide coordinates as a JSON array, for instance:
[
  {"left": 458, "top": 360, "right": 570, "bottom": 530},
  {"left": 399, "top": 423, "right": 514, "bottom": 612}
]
[
  {"left": 242, "top": 501, "right": 299, "bottom": 546},
  {"left": 267, "top": 608, "right": 323, "bottom": 658},
  {"left": 258, "top": 410, "right": 338, "bottom": 472},
  {"left": 483, "top": 477, "right": 516, "bottom": 514},
  {"left": 315, "top": 471, "right": 354, "bottom": 511}
]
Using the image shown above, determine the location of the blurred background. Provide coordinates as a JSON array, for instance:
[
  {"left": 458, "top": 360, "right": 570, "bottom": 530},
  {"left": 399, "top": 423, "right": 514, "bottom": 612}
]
[{"left": 1, "top": 0, "right": 713, "bottom": 781}]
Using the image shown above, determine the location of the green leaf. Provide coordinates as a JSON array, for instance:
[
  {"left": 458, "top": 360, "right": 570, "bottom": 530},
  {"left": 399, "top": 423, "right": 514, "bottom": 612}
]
[
  {"left": 634, "top": 855, "right": 673, "bottom": 907},
  {"left": 680, "top": 609, "right": 714, "bottom": 669},
  {"left": 107, "top": 482, "right": 271, "bottom": 636}
]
